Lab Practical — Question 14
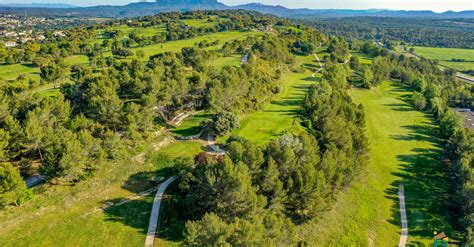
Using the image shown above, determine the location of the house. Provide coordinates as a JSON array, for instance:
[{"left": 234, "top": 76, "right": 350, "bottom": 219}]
[{"left": 4, "top": 41, "right": 17, "bottom": 47}]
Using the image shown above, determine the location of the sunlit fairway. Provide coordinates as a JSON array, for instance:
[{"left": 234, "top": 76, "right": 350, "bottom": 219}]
[
  {"left": 409, "top": 46, "right": 474, "bottom": 72},
  {"left": 0, "top": 63, "right": 40, "bottom": 81},
  {"left": 0, "top": 139, "right": 203, "bottom": 246},
  {"left": 224, "top": 54, "right": 319, "bottom": 144},
  {"left": 299, "top": 80, "right": 460, "bottom": 246}
]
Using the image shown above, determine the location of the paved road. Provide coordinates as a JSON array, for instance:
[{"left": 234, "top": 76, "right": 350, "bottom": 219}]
[
  {"left": 398, "top": 183, "right": 408, "bottom": 247},
  {"left": 145, "top": 176, "right": 177, "bottom": 247}
]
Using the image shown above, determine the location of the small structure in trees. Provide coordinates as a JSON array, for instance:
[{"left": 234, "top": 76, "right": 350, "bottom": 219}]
[{"left": 433, "top": 231, "right": 449, "bottom": 247}]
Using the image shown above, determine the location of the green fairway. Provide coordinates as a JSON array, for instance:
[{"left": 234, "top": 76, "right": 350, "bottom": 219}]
[
  {"left": 225, "top": 54, "right": 319, "bottom": 144},
  {"left": 299, "top": 81, "right": 459, "bottom": 246},
  {"left": 0, "top": 63, "right": 40, "bottom": 81},
  {"left": 0, "top": 138, "right": 203, "bottom": 246},
  {"left": 410, "top": 46, "right": 474, "bottom": 72},
  {"left": 103, "top": 30, "right": 258, "bottom": 60},
  {"left": 172, "top": 111, "right": 212, "bottom": 137}
]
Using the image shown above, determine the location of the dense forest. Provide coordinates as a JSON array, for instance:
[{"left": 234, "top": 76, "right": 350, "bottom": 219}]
[{"left": 303, "top": 17, "right": 474, "bottom": 49}]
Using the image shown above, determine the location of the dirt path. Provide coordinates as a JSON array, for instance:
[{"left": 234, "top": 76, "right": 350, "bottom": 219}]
[
  {"left": 311, "top": 53, "right": 324, "bottom": 77},
  {"left": 145, "top": 176, "right": 177, "bottom": 247},
  {"left": 398, "top": 183, "right": 408, "bottom": 247}
]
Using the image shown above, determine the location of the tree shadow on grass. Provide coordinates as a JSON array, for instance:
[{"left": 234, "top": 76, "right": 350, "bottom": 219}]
[
  {"left": 384, "top": 103, "right": 414, "bottom": 112},
  {"left": 101, "top": 160, "right": 186, "bottom": 242},
  {"left": 385, "top": 123, "right": 460, "bottom": 242}
]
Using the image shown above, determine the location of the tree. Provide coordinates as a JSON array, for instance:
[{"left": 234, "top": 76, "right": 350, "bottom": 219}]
[
  {"left": 0, "top": 162, "right": 29, "bottom": 207},
  {"left": 349, "top": 56, "right": 360, "bottom": 71},
  {"left": 136, "top": 50, "right": 145, "bottom": 59},
  {"left": 203, "top": 111, "right": 240, "bottom": 136},
  {"left": 411, "top": 92, "right": 427, "bottom": 110},
  {"left": 112, "top": 48, "right": 134, "bottom": 58},
  {"left": 362, "top": 66, "right": 374, "bottom": 89},
  {"left": 40, "top": 61, "right": 67, "bottom": 88}
]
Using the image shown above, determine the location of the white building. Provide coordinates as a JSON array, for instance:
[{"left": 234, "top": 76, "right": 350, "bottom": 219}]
[{"left": 4, "top": 41, "right": 17, "bottom": 47}]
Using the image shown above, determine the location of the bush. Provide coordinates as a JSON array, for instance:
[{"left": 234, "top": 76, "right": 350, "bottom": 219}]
[
  {"left": 203, "top": 111, "right": 240, "bottom": 136},
  {"left": 0, "top": 162, "right": 30, "bottom": 207},
  {"left": 411, "top": 92, "right": 427, "bottom": 110}
]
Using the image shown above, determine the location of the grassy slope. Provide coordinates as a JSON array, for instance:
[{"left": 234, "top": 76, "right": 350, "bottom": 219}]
[
  {"left": 226, "top": 54, "right": 318, "bottom": 144},
  {"left": 410, "top": 46, "right": 474, "bottom": 72},
  {"left": 0, "top": 138, "right": 203, "bottom": 246},
  {"left": 299, "top": 81, "right": 459, "bottom": 245}
]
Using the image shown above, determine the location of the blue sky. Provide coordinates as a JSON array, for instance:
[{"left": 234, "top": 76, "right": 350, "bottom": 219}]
[{"left": 1, "top": 0, "right": 472, "bottom": 12}]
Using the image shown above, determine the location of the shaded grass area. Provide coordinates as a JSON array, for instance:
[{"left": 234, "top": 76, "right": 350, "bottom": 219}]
[
  {"left": 223, "top": 54, "right": 320, "bottom": 144},
  {"left": 0, "top": 138, "right": 203, "bottom": 246},
  {"left": 171, "top": 111, "right": 212, "bottom": 137},
  {"left": 298, "top": 81, "right": 459, "bottom": 245}
]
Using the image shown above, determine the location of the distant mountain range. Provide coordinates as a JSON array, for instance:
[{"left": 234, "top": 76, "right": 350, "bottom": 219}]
[
  {"left": 0, "top": 0, "right": 473, "bottom": 18},
  {"left": 0, "top": 3, "right": 77, "bottom": 8}
]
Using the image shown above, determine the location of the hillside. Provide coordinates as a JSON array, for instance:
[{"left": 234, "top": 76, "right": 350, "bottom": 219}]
[
  {"left": 0, "top": 0, "right": 473, "bottom": 18},
  {"left": 0, "top": 9, "right": 472, "bottom": 247}
]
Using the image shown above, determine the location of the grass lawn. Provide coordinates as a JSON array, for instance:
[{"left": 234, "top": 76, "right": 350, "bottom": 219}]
[
  {"left": 299, "top": 81, "right": 460, "bottom": 246},
  {"left": 171, "top": 111, "right": 212, "bottom": 137},
  {"left": 103, "top": 30, "right": 259, "bottom": 60},
  {"left": 0, "top": 137, "right": 203, "bottom": 246},
  {"left": 224, "top": 54, "right": 319, "bottom": 144},
  {"left": 0, "top": 63, "right": 40, "bottom": 81},
  {"left": 410, "top": 46, "right": 474, "bottom": 72}
]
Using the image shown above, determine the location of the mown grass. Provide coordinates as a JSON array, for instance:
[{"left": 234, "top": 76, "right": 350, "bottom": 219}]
[
  {"left": 0, "top": 137, "right": 203, "bottom": 246},
  {"left": 223, "top": 54, "right": 319, "bottom": 144},
  {"left": 299, "top": 80, "right": 460, "bottom": 246},
  {"left": 0, "top": 29, "right": 261, "bottom": 98},
  {"left": 0, "top": 63, "right": 40, "bottom": 81},
  {"left": 172, "top": 111, "right": 212, "bottom": 137},
  {"left": 410, "top": 46, "right": 474, "bottom": 72},
  {"left": 103, "top": 30, "right": 258, "bottom": 60}
]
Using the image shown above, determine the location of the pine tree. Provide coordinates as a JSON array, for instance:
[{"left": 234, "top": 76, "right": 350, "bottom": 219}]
[{"left": 0, "top": 162, "right": 29, "bottom": 207}]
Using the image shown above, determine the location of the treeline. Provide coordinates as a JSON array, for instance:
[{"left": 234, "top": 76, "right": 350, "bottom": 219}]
[
  {"left": 358, "top": 48, "right": 474, "bottom": 244},
  {"left": 174, "top": 61, "right": 368, "bottom": 245},
  {"left": 302, "top": 17, "right": 474, "bottom": 49}
]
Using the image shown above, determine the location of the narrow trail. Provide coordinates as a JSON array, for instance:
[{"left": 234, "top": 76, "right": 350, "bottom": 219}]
[
  {"left": 398, "top": 183, "right": 408, "bottom": 247},
  {"left": 311, "top": 53, "right": 324, "bottom": 77},
  {"left": 145, "top": 176, "right": 177, "bottom": 247},
  {"left": 207, "top": 133, "right": 225, "bottom": 155}
]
